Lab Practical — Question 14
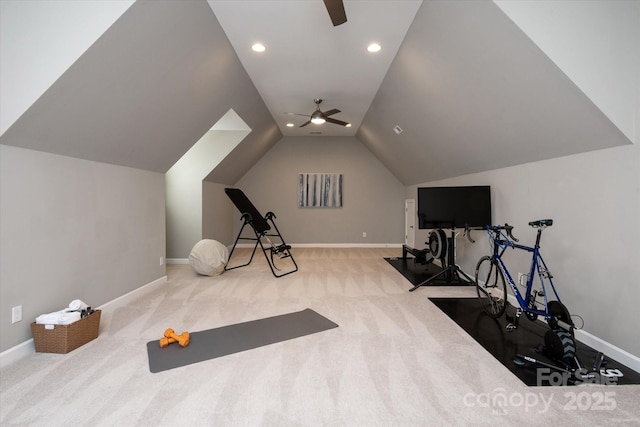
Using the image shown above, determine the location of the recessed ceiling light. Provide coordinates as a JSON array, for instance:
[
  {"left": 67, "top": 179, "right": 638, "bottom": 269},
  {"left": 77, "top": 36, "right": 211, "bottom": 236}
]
[
  {"left": 251, "top": 43, "right": 266, "bottom": 52},
  {"left": 346, "top": 123, "right": 352, "bottom": 127},
  {"left": 367, "top": 43, "right": 381, "bottom": 53},
  {"left": 286, "top": 123, "right": 294, "bottom": 127}
]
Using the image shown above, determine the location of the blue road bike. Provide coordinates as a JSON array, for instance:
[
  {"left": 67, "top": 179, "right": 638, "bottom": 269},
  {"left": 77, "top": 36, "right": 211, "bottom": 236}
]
[{"left": 474, "top": 219, "right": 577, "bottom": 361}]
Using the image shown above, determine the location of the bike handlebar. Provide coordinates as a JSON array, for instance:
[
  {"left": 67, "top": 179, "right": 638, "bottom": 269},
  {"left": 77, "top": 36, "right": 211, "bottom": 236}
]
[
  {"left": 464, "top": 222, "right": 520, "bottom": 243},
  {"left": 466, "top": 219, "right": 553, "bottom": 244},
  {"left": 487, "top": 224, "right": 519, "bottom": 242},
  {"left": 464, "top": 224, "right": 519, "bottom": 243}
]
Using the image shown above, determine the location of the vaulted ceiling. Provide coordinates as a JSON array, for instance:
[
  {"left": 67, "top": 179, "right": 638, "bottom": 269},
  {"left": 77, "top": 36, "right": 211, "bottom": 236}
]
[
  {"left": 357, "top": 0, "right": 634, "bottom": 184},
  {"left": 0, "top": 0, "right": 635, "bottom": 186}
]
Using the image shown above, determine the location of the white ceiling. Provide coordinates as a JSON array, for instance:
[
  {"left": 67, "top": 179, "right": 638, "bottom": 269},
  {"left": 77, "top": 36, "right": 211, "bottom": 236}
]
[
  {"left": 1, "top": 0, "right": 634, "bottom": 186},
  {"left": 207, "top": 0, "right": 422, "bottom": 137}
]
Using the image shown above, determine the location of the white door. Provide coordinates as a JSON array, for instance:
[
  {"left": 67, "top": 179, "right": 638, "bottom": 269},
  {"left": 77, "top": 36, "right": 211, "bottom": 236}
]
[{"left": 405, "top": 199, "right": 416, "bottom": 248}]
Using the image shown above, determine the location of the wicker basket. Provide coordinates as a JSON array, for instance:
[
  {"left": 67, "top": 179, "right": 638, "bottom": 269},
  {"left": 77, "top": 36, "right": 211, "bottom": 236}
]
[{"left": 31, "top": 309, "right": 101, "bottom": 354}]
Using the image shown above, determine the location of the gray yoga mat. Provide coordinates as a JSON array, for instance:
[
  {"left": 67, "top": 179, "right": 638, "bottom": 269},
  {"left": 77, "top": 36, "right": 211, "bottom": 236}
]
[{"left": 147, "top": 308, "right": 338, "bottom": 373}]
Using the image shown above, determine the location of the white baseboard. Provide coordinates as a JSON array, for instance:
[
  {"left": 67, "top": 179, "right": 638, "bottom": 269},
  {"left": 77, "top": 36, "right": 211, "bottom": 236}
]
[
  {"left": 167, "top": 244, "right": 403, "bottom": 265},
  {"left": 166, "top": 258, "right": 189, "bottom": 265},
  {"left": 230, "top": 243, "right": 403, "bottom": 249},
  {"left": 574, "top": 329, "right": 640, "bottom": 374},
  {"left": 0, "top": 275, "right": 167, "bottom": 369},
  {"left": 96, "top": 275, "right": 167, "bottom": 311},
  {"left": 0, "top": 339, "right": 35, "bottom": 369},
  {"left": 501, "top": 294, "right": 639, "bottom": 373},
  {"left": 292, "top": 243, "right": 403, "bottom": 248}
]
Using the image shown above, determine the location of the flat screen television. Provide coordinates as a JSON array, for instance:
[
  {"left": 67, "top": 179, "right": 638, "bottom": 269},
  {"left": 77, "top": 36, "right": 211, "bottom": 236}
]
[{"left": 417, "top": 186, "right": 491, "bottom": 229}]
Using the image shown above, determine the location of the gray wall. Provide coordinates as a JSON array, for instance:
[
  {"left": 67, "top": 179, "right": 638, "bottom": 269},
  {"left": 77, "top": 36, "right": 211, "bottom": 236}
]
[
  {"left": 0, "top": 145, "right": 166, "bottom": 352},
  {"left": 165, "top": 129, "right": 249, "bottom": 259},
  {"left": 407, "top": 143, "right": 640, "bottom": 357},
  {"left": 234, "top": 136, "right": 405, "bottom": 244},
  {"left": 202, "top": 182, "right": 235, "bottom": 246}
]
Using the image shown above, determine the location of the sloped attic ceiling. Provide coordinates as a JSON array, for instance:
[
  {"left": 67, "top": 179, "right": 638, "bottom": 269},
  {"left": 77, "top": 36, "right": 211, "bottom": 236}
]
[
  {"left": 0, "top": 0, "right": 634, "bottom": 187},
  {"left": 357, "top": 0, "right": 633, "bottom": 185},
  {"left": 0, "top": 0, "right": 280, "bottom": 177}
]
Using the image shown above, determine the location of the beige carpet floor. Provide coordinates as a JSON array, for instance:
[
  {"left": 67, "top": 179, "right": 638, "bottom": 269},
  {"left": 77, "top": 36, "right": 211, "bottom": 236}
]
[{"left": 1, "top": 248, "right": 639, "bottom": 426}]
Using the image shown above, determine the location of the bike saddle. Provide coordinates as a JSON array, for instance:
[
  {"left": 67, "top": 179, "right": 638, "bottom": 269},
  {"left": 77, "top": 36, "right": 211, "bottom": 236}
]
[{"left": 529, "top": 219, "right": 553, "bottom": 228}]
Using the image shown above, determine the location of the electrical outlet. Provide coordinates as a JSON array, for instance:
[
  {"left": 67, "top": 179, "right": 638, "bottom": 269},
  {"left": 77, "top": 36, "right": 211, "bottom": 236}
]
[
  {"left": 517, "top": 273, "right": 526, "bottom": 286},
  {"left": 159, "top": 256, "right": 164, "bottom": 266},
  {"left": 12, "top": 305, "right": 22, "bottom": 324},
  {"left": 362, "top": 232, "right": 367, "bottom": 238}
]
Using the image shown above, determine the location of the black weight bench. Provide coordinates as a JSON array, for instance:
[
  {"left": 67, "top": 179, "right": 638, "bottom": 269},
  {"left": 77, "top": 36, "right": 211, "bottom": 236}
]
[{"left": 224, "top": 188, "right": 298, "bottom": 278}]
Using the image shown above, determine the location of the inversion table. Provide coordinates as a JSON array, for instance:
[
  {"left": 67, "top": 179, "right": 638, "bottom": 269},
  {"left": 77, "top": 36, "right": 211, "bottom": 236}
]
[{"left": 224, "top": 188, "right": 298, "bottom": 278}]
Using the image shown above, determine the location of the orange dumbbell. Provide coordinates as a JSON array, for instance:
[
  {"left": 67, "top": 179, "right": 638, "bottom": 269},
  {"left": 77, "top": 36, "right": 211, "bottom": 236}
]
[
  {"left": 159, "top": 336, "right": 177, "bottom": 348},
  {"left": 160, "top": 328, "right": 190, "bottom": 348}
]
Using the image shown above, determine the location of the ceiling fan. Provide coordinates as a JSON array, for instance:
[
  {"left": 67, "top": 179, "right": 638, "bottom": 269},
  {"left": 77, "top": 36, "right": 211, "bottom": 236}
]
[
  {"left": 323, "top": 0, "right": 347, "bottom": 26},
  {"left": 287, "top": 99, "right": 349, "bottom": 127}
]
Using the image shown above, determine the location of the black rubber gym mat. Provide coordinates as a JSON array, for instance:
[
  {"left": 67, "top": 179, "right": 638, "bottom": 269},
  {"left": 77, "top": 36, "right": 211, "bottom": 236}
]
[
  {"left": 146, "top": 308, "right": 338, "bottom": 373},
  {"left": 430, "top": 297, "right": 640, "bottom": 386},
  {"left": 385, "top": 257, "right": 471, "bottom": 287}
]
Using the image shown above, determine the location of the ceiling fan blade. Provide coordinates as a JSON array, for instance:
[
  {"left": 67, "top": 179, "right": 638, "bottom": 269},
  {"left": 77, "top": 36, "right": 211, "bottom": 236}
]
[
  {"left": 285, "top": 112, "right": 311, "bottom": 117},
  {"left": 326, "top": 117, "right": 349, "bottom": 126},
  {"left": 300, "top": 120, "right": 312, "bottom": 127},
  {"left": 323, "top": 108, "right": 341, "bottom": 117},
  {"left": 323, "top": 0, "right": 347, "bottom": 26}
]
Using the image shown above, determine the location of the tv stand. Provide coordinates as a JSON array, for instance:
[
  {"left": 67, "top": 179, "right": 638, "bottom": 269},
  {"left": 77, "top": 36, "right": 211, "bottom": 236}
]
[{"left": 409, "top": 228, "right": 473, "bottom": 291}]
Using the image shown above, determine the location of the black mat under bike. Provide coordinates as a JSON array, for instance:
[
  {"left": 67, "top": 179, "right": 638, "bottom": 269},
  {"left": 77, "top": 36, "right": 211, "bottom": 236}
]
[{"left": 473, "top": 219, "right": 577, "bottom": 361}]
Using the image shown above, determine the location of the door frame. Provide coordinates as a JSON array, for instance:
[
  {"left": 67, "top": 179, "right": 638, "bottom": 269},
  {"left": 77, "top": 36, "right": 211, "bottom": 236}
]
[{"left": 405, "top": 199, "right": 416, "bottom": 248}]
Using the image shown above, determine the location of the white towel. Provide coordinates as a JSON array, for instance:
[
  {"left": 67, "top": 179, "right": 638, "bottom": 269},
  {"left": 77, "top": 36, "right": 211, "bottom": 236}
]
[
  {"left": 68, "top": 299, "right": 88, "bottom": 311},
  {"left": 35, "top": 310, "right": 81, "bottom": 325}
]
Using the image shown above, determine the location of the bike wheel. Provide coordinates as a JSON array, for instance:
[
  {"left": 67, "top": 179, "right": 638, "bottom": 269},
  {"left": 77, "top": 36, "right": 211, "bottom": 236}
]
[
  {"left": 544, "top": 329, "right": 576, "bottom": 362},
  {"left": 547, "top": 300, "right": 573, "bottom": 330},
  {"left": 475, "top": 256, "right": 508, "bottom": 318}
]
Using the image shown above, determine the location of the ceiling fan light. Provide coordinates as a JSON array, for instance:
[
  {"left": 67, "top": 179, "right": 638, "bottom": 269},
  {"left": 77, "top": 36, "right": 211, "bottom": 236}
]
[{"left": 310, "top": 110, "right": 326, "bottom": 124}]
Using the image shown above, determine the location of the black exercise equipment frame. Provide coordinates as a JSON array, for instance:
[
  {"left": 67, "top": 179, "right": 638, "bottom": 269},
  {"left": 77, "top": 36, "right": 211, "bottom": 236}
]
[
  {"left": 224, "top": 188, "right": 298, "bottom": 278},
  {"left": 409, "top": 227, "right": 473, "bottom": 291}
]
